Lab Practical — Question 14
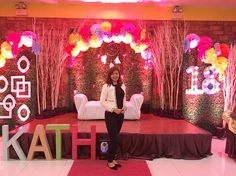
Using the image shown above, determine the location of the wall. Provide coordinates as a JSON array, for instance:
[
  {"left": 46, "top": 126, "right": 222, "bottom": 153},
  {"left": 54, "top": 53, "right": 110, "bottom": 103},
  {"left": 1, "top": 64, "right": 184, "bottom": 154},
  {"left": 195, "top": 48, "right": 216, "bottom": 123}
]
[
  {"left": 0, "top": 17, "right": 235, "bottom": 118},
  {"left": 1, "top": 17, "right": 236, "bottom": 42},
  {"left": 0, "top": 2, "right": 236, "bottom": 21}
]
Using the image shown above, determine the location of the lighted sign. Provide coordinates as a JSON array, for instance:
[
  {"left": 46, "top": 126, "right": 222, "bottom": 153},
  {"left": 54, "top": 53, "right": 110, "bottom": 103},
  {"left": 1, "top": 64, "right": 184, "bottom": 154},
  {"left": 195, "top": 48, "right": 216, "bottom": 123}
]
[
  {"left": 202, "top": 66, "right": 220, "bottom": 94},
  {"left": 186, "top": 66, "right": 221, "bottom": 95},
  {"left": 186, "top": 66, "right": 203, "bottom": 94}
]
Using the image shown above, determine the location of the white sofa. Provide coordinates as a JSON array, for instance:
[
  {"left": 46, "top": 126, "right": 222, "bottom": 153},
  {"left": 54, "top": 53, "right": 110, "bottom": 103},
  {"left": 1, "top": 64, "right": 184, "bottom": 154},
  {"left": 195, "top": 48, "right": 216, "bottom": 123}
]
[{"left": 74, "top": 94, "right": 144, "bottom": 120}]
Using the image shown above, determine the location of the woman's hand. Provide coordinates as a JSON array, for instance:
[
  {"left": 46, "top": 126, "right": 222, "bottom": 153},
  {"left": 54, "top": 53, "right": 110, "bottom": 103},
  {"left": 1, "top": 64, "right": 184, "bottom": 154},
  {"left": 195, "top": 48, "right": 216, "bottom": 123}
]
[
  {"left": 113, "top": 108, "right": 122, "bottom": 114},
  {"left": 121, "top": 107, "right": 127, "bottom": 114}
]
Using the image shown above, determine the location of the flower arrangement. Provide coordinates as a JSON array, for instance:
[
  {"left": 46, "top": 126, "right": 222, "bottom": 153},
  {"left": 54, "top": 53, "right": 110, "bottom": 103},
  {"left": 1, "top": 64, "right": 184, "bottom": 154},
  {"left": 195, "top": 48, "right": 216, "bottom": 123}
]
[
  {"left": 65, "top": 21, "right": 150, "bottom": 57},
  {"left": 0, "top": 31, "right": 39, "bottom": 68}
]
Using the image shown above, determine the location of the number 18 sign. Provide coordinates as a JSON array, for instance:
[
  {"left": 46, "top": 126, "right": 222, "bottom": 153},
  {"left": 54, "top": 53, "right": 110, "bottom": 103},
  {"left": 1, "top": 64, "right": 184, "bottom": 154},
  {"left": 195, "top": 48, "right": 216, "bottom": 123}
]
[{"left": 186, "top": 66, "right": 221, "bottom": 95}]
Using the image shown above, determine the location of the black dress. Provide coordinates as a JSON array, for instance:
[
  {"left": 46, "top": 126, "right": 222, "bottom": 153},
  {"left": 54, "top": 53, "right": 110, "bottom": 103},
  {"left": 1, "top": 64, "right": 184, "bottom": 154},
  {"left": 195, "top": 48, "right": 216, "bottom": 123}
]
[{"left": 105, "top": 84, "right": 124, "bottom": 162}]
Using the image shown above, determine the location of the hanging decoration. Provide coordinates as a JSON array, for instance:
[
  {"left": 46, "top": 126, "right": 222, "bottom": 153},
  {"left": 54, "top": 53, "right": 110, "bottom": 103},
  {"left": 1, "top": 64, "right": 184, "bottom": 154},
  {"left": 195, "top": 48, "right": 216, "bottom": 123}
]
[
  {"left": 109, "top": 62, "right": 114, "bottom": 68},
  {"left": 184, "top": 33, "right": 229, "bottom": 82},
  {"left": 1, "top": 42, "right": 13, "bottom": 59},
  {"left": 197, "top": 36, "right": 213, "bottom": 61},
  {"left": 6, "top": 32, "right": 21, "bottom": 57},
  {"left": 66, "top": 21, "right": 151, "bottom": 57},
  {"left": 114, "top": 56, "right": 121, "bottom": 64},
  {"left": 101, "top": 55, "right": 107, "bottom": 64},
  {"left": 219, "top": 43, "right": 230, "bottom": 58},
  {"left": 66, "top": 21, "right": 151, "bottom": 71},
  {"left": 184, "top": 33, "right": 200, "bottom": 53},
  {"left": 0, "top": 31, "right": 39, "bottom": 68},
  {"left": 183, "top": 33, "right": 228, "bottom": 134},
  {"left": 205, "top": 48, "right": 217, "bottom": 64},
  {"left": 0, "top": 54, "right": 6, "bottom": 67},
  {"left": 20, "top": 31, "right": 37, "bottom": 47}
]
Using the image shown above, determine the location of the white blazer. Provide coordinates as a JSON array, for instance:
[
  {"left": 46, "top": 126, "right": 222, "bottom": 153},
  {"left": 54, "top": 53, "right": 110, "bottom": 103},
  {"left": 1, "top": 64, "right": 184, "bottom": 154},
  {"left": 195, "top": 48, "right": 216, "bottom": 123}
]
[{"left": 100, "top": 83, "right": 126, "bottom": 112}]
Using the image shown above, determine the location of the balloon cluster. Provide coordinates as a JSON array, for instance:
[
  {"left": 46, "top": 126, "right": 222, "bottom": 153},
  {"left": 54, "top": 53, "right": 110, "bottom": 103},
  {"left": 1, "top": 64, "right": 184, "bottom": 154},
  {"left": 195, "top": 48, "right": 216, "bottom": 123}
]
[
  {"left": 184, "top": 33, "right": 229, "bottom": 81},
  {"left": 65, "top": 21, "right": 150, "bottom": 57},
  {"left": 0, "top": 31, "right": 39, "bottom": 68}
]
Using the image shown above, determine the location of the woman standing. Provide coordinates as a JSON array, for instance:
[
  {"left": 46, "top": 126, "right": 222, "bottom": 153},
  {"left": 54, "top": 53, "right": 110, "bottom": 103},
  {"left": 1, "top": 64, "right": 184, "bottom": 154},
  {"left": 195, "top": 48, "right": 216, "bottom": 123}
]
[{"left": 100, "top": 66, "right": 127, "bottom": 170}]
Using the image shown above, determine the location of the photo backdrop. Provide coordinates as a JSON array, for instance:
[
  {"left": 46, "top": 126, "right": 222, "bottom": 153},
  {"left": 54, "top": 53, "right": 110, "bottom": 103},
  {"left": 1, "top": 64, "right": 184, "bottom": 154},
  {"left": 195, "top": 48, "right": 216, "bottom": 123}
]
[
  {"left": 70, "top": 41, "right": 152, "bottom": 102},
  {"left": 183, "top": 51, "right": 224, "bottom": 133},
  {"left": 1, "top": 17, "right": 236, "bottom": 134}
]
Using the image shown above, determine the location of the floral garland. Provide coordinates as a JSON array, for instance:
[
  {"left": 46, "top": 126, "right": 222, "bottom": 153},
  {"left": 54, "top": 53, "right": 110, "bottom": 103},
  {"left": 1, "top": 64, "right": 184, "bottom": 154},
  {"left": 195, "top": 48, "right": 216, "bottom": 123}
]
[
  {"left": 185, "top": 34, "right": 236, "bottom": 134},
  {"left": 184, "top": 33, "right": 229, "bottom": 81},
  {"left": 0, "top": 31, "right": 39, "bottom": 68},
  {"left": 65, "top": 21, "right": 150, "bottom": 57}
]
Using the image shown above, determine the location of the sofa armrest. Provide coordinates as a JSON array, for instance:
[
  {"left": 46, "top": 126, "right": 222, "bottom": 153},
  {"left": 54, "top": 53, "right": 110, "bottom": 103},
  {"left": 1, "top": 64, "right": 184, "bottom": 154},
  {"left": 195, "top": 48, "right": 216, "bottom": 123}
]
[
  {"left": 130, "top": 94, "right": 144, "bottom": 115},
  {"left": 74, "top": 94, "right": 88, "bottom": 118}
]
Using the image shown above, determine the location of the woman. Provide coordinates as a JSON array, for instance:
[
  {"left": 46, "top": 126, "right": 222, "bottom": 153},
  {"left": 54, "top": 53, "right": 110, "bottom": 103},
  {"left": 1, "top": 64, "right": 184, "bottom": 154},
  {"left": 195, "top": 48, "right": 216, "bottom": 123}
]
[{"left": 100, "top": 66, "right": 127, "bottom": 170}]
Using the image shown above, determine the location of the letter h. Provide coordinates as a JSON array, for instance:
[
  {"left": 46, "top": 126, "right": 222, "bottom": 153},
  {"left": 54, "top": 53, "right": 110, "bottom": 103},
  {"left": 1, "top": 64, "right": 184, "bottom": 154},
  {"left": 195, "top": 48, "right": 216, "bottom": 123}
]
[{"left": 72, "top": 125, "right": 96, "bottom": 160}]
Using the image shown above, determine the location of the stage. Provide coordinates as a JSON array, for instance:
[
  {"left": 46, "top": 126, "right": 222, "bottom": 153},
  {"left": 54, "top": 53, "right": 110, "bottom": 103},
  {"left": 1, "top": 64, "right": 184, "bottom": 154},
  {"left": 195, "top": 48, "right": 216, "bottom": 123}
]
[{"left": 9, "top": 113, "right": 212, "bottom": 160}]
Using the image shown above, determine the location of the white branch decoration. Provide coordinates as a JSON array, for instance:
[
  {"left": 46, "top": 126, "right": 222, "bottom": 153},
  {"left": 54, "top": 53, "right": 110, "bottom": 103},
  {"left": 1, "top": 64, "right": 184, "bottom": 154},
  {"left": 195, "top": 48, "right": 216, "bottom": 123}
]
[
  {"left": 34, "top": 20, "right": 70, "bottom": 114},
  {"left": 224, "top": 44, "right": 236, "bottom": 112},
  {"left": 151, "top": 21, "right": 188, "bottom": 110}
]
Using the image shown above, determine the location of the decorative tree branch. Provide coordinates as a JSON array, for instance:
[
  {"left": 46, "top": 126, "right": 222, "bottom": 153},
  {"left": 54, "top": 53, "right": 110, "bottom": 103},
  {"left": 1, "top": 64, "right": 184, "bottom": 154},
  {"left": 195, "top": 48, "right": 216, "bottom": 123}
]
[
  {"left": 34, "top": 22, "right": 49, "bottom": 114},
  {"left": 223, "top": 44, "right": 236, "bottom": 133},
  {"left": 224, "top": 44, "right": 236, "bottom": 111},
  {"left": 34, "top": 20, "right": 79, "bottom": 114},
  {"left": 151, "top": 21, "right": 188, "bottom": 111}
]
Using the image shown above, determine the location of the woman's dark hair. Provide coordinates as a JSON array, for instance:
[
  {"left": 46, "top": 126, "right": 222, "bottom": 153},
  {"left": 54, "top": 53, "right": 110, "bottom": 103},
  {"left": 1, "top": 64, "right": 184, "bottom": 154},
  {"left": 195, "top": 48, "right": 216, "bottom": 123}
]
[{"left": 106, "top": 66, "right": 122, "bottom": 86}]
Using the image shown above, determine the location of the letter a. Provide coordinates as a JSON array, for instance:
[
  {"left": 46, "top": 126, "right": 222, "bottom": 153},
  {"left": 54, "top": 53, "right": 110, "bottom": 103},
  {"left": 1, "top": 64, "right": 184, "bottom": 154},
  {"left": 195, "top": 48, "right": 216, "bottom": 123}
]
[{"left": 27, "top": 125, "right": 52, "bottom": 160}]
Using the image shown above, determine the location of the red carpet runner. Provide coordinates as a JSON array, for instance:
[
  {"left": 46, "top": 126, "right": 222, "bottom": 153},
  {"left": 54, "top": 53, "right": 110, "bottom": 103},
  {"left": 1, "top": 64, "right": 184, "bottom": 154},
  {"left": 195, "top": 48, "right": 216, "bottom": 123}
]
[{"left": 67, "top": 159, "right": 152, "bottom": 176}]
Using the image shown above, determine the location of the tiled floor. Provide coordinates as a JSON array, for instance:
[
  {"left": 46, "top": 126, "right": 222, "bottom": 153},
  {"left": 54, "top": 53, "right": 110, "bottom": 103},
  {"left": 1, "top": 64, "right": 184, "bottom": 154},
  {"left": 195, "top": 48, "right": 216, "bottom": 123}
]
[
  {"left": 0, "top": 137, "right": 235, "bottom": 176},
  {"left": 148, "top": 138, "right": 236, "bottom": 176}
]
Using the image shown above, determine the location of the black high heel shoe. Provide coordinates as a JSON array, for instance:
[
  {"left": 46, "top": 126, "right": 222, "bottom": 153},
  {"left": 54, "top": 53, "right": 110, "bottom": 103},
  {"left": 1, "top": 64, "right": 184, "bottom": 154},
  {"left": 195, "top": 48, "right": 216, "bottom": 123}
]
[
  {"left": 115, "top": 163, "right": 122, "bottom": 168},
  {"left": 113, "top": 160, "right": 122, "bottom": 168},
  {"left": 107, "top": 163, "right": 118, "bottom": 170}
]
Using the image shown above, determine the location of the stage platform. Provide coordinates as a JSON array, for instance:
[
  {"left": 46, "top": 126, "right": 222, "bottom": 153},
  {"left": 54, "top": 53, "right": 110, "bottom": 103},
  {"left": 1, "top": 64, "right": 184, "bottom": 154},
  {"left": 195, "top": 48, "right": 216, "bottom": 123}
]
[{"left": 9, "top": 113, "right": 212, "bottom": 160}]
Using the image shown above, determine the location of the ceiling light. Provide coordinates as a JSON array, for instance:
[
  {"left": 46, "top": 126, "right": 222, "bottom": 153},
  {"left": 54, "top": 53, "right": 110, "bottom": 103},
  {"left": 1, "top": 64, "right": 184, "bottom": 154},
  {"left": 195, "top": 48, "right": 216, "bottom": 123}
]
[{"left": 79, "top": 0, "right": 162, "bottom": 3}]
